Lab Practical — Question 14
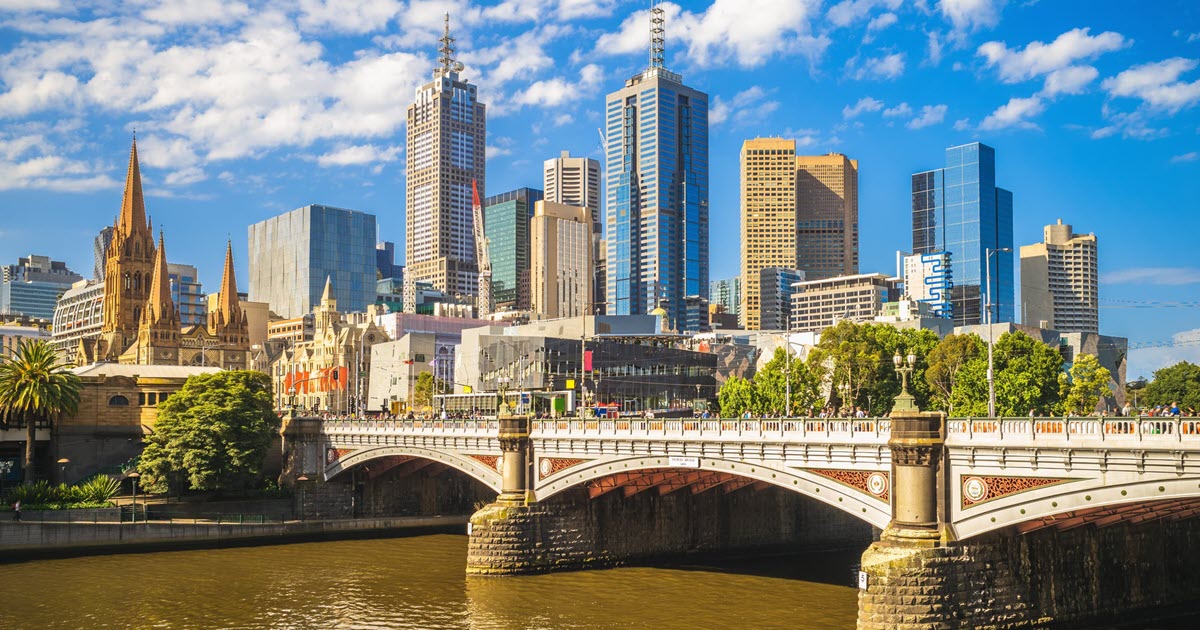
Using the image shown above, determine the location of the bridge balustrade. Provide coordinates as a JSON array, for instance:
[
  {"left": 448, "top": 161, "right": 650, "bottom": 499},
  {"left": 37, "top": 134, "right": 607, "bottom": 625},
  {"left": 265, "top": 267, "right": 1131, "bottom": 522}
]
[
  {"left": 945, "top": 417, "right": 1200, "bottom": 444},
  {"left": 528, "top": 417, "right": 892, "bottom": 441}
]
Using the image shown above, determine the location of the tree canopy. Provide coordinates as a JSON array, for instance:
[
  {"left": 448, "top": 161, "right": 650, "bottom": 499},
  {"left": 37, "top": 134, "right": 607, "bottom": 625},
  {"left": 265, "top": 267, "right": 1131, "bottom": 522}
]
[
  {"left": 0, "top": 340, "right": 81, "bottom": 483},
  {"left": 1061, "top": 353, "right": 1112, "bottom": 416},
  {"left": 1141, "top": 362, "right": 1200, "bottom": 411},
  {"left": 138, "top": 370, "right": 280, "bottom": 494}
]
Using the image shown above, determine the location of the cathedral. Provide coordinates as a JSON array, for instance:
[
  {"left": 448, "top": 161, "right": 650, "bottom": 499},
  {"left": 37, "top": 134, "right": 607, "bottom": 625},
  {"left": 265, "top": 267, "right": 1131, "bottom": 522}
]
[{"left": 79, "top": 139, "right": 251, "bottom": 368}]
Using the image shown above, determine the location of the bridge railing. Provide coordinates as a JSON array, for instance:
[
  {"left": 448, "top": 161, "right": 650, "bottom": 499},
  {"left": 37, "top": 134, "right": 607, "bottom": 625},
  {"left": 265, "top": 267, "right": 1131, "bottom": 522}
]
[
  {"left": 320, "top": 418, "right": 499, "bottom": 436},
  {"left": 946, "top": 417, "right": 1200, "bottom": 443},
  {"left": 530, "top": 418, "right": 892, "bottom": 441}
]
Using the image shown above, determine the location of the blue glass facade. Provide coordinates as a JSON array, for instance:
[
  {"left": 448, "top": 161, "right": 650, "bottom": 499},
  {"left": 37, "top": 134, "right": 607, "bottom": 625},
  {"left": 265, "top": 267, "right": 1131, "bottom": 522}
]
[
  {"left": 483, "top": 188, "right": 543, "bottom": 310},
  {"left": 605, "top": 68, "right": 708, "bottom": 328},
  {"left": 912, "top": 143, "right": 1013, "bottom": 325}
]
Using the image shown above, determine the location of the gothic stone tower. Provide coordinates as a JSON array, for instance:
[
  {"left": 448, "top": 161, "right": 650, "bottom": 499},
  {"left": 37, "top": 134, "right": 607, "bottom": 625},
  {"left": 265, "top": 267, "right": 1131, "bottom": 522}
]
[{"left": 126, "top": 231, "right": 182, "bottom": 365}]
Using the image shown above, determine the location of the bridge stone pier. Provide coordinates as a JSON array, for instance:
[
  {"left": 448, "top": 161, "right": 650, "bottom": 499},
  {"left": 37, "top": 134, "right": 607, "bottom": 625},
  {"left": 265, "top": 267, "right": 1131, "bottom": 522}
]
[{"left": 281, "top": 409, "right": 1200, "bottom": 627}]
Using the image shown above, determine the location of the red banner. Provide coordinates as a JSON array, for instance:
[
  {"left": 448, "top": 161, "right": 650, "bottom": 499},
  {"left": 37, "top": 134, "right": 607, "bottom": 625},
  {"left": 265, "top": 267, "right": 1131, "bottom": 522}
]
[
  {"left": 583, "top": 350, "right": 593, "bottom": 372},
  {"left": 283, "top": 366, "right": 348, "bottom": 393}
]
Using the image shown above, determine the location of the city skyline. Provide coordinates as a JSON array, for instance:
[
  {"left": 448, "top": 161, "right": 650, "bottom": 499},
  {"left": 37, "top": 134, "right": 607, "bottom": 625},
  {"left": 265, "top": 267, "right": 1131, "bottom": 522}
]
[{"left": 1, "top": 1, "right": 1199, "bottom": 376}]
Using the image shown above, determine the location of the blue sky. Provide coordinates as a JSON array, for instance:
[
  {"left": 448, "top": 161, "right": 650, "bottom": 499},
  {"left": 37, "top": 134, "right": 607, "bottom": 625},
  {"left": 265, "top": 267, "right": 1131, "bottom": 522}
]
[{"left": 0, "top": 0, "right": 1198, "bottom": 378}]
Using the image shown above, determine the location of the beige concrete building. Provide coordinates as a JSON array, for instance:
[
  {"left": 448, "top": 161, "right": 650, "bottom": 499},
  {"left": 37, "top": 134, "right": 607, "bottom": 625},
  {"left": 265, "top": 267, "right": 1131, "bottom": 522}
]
[
  {"left": 789, "top": 273, "right": 901, "bottom": 334},
  {"left": 405, "top": 16, "right": 485, "bottom": 299},
  {"left": 740, "top": 139, "right": 858, "bottom": 330},
  {"left": 1020, "top": 219, "right": 1099, "bottom": 333},
  {"left": 531, "top": 201, "right": 593, "bottom": 319},
  {"left": 544, "top": 151, "right": 603, "bottom": 312}
]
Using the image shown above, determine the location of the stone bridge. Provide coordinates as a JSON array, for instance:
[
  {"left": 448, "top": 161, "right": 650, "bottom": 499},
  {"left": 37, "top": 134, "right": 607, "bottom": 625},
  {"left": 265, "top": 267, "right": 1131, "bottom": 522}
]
[{"left": 281, "top": 410, "right": 1200, "bottom": 629}]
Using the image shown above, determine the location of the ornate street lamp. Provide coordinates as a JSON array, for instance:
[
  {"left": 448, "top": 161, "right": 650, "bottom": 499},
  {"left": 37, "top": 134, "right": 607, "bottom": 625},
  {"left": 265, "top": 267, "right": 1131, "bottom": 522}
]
[{"left": 893, "top": 350, "right": 918, "bottom": 412}]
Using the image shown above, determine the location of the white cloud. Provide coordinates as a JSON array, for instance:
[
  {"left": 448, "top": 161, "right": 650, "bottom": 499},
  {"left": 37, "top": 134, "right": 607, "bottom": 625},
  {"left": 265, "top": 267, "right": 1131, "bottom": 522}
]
[
  {"left": 883, "top": 102, "right": 913, "bottom": 117},
  {"left": 1041, "top": 65, "right": 1099, "bottom": 96},
  {"left": 163, "top": 166, "right": 206, "bottom": 186},
  {"left": 842, "top": 96, "right": 884, "bottom": 119},
  {"left": 1090, "top": 108, "right": 1168, "bottom": 140},
  {"left": 1129, "top": 327, "right": 1200, "bottom": 380},
  {"left": 977, "top": 28, "right": 1128, "bottom": 83},
  {"left": 315, "top": 144, "right": 402, "bottom": 167},
  {"left": 926, "top": 30, "right": 944, "bottom": 65},
  {"left": 511, "top": 63, "right": 603, "bottom": 108},
  {"left": 297, "top": 0, "right": 403, "bottom": 34},
  {"left": 0, "top": 0, "right": 63, "bottom": 10},
  {"left": 907, "top": 104, "right": 948, "bottom": 128},
  {"left": 827, "top": 0, "right": 902, "bottom": 27},
  {"left": 953, "top": 117, "right": 971, "bottom": 130},
  {"left": 594, "top": 0, "right": 829, "bottom": 69},
  {"left": 552, "top": 113, "right": 574, "bottom": 126},
  {"left": 711, "top": 86, "right": 779, "bottom": 126},
  {"left": 939, "top": 0, "right": 1005, "bottom": 34},
  {"left": 143, "top": 0, "right": 252, "bottom": 26},
  {"left": 1102, "top": 267, "right": 1200, "bottom": 285},
  {"left": 0, "top": 132, "right": 119, "bottom": 192},
  {"left": 867, "top": 13, "right": 898, "bottom": 33},
  {"left": 847, "top": 52, "right": 906, "bottom": 80},
  {"left": 1102, "top": 58, "right": 1200, "bottom": 114},
  {"left": 978, "top": 95, "right": 1044, "bottom": 130},
  {"left": 1171, "top": 152, "right": 1199, "bottom": 163}
]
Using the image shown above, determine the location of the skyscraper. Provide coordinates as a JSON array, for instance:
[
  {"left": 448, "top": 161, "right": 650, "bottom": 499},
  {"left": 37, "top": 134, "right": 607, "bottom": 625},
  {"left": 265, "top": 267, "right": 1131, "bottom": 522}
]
[
  {"left": 93, "top": 226, "right": 113, "bottom": 280},
  {"left": 912, "top": 142, "right": 1013, "bottom": 326},
  {"left": 483, "top": 188, "right": 543, "bottom": 310},
  {"left": 247, "top": 204, "right": 377, "bottom": 319},
  {"left": 167, "top": 263, "right": 206, "bottom": 328},
  {"left": 759, "top": 267, "right": 805, "bottom": 331},
  {"left": 545, "top": 151, "right": 603, "bottom": 312},
  {"left": 605, "top": 5, "right": 708, "bottom": 327},
  {"left": 405, "top": 14, "right": 486, "bottom": 299},
  {"left": 739, "top": 138, "right": 859, "bottom": 329},
  {"left": 709, "top": 277, "right": 741, "bottom": 316},
  {"left": 0, "top": 255, "right": 83, "bottom": 320},
  {"left": 1020, "top": 219, "right": 1098, "bottom": 333},
  {"left": 530, "top": 200, "right": 593, "bottom": 319}
]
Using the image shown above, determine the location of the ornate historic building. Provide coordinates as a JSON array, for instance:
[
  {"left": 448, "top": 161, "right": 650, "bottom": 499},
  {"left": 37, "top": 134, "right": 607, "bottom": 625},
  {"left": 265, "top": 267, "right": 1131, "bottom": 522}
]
[
  {"left": 273, "top": 277, "right": 388, "bottom": 414},
  {"left": 79, "top": 139, "right": 251, "bottom": 368}
]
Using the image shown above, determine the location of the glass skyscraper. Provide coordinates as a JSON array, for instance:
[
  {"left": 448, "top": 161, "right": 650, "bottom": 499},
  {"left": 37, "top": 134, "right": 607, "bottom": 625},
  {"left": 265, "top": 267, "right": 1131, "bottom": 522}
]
[
  {"left": 248, "top": 204, "right": 377, "bottom": 318},
  {"left": 483, "top": 188, "right": 543, "bottom": 310},
  {"left": 912, "top": 142, "right": 1013, "bottom": 326},
  {"left": 604, "top": 22, "right": 708, "bottom": 327}
]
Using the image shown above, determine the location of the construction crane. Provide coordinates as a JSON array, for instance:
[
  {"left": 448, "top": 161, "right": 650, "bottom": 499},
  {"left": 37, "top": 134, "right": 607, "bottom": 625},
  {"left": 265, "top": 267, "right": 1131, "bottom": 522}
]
[{"left": 471, "top": 179, "right": 493, "bottom": 319}]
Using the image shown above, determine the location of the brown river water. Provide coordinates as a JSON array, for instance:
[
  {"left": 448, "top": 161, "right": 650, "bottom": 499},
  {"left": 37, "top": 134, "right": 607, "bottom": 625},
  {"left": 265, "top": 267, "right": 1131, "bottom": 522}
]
[{"left": 0, "top": 533, "right": 861, "bottom": 629}]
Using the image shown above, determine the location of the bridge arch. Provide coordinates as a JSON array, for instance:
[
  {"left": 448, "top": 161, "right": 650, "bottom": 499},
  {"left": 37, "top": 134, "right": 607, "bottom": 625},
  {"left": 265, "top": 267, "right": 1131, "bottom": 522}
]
[
  {"left": 954, "top": 474, "right": 1200, "bottom": 539},
  {"left": 533, "top": 455, "right": 890, "bottom": 529},
  {"left": 325, "top": 445, "right": 504, "bottom": 494}
]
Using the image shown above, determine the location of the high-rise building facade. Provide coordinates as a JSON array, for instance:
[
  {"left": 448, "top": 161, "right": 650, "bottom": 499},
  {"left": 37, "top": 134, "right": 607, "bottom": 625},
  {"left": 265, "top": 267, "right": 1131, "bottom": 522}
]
[
  {"left": 901, "top": 251, "right": 953, "bottom": 318},
  {"left": 1, "top": 254, "right": 83, "bottom": 320},
  {"left": 247, "top": 204, "right": 377, "bottom": 319},
  {"left": 405, "top": 15, "right": 485, "bottom": 300},
  {"left": 759, "top": 267, "right": 805, "bottom": 331},
  {"left": 93, "top": 226, "right": 113, "bottom": 280},
  {"left": 605, "top": 7, "right": 708, "bottom": 328},
  {"left": 531, "top": 201, "right": 593, "bottom": 319},
  {"left": 912, "top": 142, "right": 1013, "bottom": 326},
  {"left": 545, "top": 151, "right": 603, "bottom": 313},
  {"left": 796, "top": 153, "right": 858, "bottom": 280},
  {"left": 483, "top": 188, "right": 543, "bottom": 310},
  {"left": 709, "top": 277, "right": 741, "bottom": 316},
  {"left": 376, "top": 241, "right": 399, "bottom": 280},
  {"left": 1020, "top": 219, "right": 1099, "bottom": 333},
  {"left": 167, "top": 263, "right": 206, "bottom": 328}
]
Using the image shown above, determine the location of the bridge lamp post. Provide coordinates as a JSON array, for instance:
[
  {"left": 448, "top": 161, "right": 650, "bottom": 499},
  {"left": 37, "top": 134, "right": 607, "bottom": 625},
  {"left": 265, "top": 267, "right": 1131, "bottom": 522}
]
[
  {"left": 893, "top": 351, "right": 917, "bottom": 413},
  {"left": 985, "top": 247, "right": 1012, "bottom": 418},
  {"left": 127, "top": 472, "right": 140, "bottom": 524},
  {"left": 296, "top": 475, "right": 308, "bottom": 521}
]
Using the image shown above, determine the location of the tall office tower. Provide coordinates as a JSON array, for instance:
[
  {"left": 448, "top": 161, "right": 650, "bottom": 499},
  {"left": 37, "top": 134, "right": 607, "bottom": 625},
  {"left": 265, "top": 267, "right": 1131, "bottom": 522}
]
[
  {"left": 483, "top": 188, "right": 543, "bottom": 310},
  {"left": 531, "top": 200, "right": 593, "bottom": 318},
  {"left": 740, "top": 138, "right": 797, "bottom": 330},
  {"left": 405, "top": 14, "right": 486, "bottom": 299},
  {"left": 796, "top": 153, "right": 858, "bottom": 280},
  {"left": 376, "top": 241, "right": 399, "bottom": 280},
  {"left": 545, "top": 151, "right": 603, "bottom": 312},
  {"left": 93, "top": 226, "right": 113, "bottom": 280},
  {"left": 605, "top": 4, "right": 708, "bottom": 328},
  {"left": 0, "top": 255, "right": 84, "bottom": 320},
  {"left": 167, "top": 263, "right": 206, "bottom": 328},
  {"left": 709, "top": 277, "right": 741, "bottom": 315},
  {"left": 247, "top": 204, "right": 377, "bottom": 319},
  {"left": 759, "top": 267, "right": 805, "bottom": 331},
  {"left": 912, "top": 142, "right": 1013, "bottom": 326},
  {"left": 1020, "top": 219, "right": 1099, "bottom": 333}
]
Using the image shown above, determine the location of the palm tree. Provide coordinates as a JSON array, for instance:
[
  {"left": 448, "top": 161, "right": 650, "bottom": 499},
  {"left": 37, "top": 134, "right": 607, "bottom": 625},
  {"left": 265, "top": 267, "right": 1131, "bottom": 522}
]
[{"left": 0, "top": 340, "right": 81, "bottom": 484}]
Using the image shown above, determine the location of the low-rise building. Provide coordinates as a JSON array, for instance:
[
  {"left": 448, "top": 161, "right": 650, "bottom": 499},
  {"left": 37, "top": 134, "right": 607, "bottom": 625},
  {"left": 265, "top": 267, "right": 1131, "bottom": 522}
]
[{"left": 790, "top": 273, "right": 901, "bottom": 333}]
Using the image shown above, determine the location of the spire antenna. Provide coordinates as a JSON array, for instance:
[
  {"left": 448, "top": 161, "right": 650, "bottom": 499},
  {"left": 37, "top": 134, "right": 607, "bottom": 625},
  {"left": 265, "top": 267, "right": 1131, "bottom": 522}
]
[
  {"left": 435, "top": 12, "right": 464, "bottom": 77},
  {"left": 650, "top": 1, "right": 665, "bottom": 70}
]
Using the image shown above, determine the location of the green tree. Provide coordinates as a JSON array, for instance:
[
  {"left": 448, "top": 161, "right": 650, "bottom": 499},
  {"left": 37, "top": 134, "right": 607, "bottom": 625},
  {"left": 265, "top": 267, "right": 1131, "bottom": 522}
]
[
  {"left": 1060, "top": 353, "right": 1112, "bottom": 416},
  {"left": 924, "top": 334, "right": 984, "bottom": 414},
  {"left": 753, "top": 347, "right": 821, "bottom": 416},
  {"left": 806, "top": 322, "right": 939, "bottom": 414},
  {"left": 1142, "top": 362, "right": 1200, "bottom": 411},
  {"left": 717, "top": 375, "right": 758, "bottom": 418},
  {"left": 138, "top": 370, "right": 280, "bottom": 494},
  {"left": 413, "top": 372, "right": 435, "bottom": 410},
  {"left": 0, "top": 340, "right": 82, "bottom": 484},
  {"left": 951, "top": 331, "right": 1064, "bottom": 417}
]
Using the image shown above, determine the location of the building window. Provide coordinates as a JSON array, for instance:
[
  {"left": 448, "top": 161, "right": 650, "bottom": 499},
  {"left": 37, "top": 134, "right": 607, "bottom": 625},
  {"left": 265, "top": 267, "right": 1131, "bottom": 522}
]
[{"left": 108, "top": 395, "right": 130, "bottom": 406}]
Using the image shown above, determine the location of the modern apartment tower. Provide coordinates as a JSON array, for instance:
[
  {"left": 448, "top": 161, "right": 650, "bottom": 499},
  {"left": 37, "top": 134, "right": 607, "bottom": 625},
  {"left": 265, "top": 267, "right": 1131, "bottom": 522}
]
[
  {"left": 530, "top": 201, "right": 594, "bottom": 319},
  {"left": 167, "top": 263, "right": 206, "bottom": 328},
  {"left": 1020, "top": 219, "right": 1099, "bottom": 333},
  {"left": 739, "top": 137, "right": 859, "bottom": 329},
  {"left": 0, "top": 255, "right": 83, "bottom": 320},
  {"left": 709, "top": 277, "right": 741, "bottom": 315},
  {"left": 247, "top": 204, "right": 377, "bottom": 319},
  {"left": 483, "top": 188, "right": 543, "bottom": 310},
  {"left": 405, "top": 14, "right": 486, "bottom": 300},
  {"left": 545, "top": 151, "right": 603, "bottom": 312},
  {"left": 605, "top": 4, "right": 708, "bottom": 328},
  {"left": 912, "top": 142, "right": 1013, "bottom": 326}
]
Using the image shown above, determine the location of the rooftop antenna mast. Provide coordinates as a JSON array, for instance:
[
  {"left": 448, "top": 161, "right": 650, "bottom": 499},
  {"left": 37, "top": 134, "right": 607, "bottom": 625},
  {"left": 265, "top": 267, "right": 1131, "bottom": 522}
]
[
  {"left": 649, "top": 2, "right": 666, "bottom": 69},
  {"left": 435, "top": 12, "right": 465, "bottom": 77}
]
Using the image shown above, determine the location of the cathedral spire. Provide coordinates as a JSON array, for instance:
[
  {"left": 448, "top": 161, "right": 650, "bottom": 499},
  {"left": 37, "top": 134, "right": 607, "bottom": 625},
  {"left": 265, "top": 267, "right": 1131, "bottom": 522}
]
[
  {"left": 217, "top": 239, "right": 240, "bottom": 319},
  {"left": 118, "top": 137, "right": 148, "bottom": 235},
  {"left": 145, "top": 230, "right": 175, "bottom": 325},
  {"left": 321, "top": 275, "right": 335, "bottom": 306}
]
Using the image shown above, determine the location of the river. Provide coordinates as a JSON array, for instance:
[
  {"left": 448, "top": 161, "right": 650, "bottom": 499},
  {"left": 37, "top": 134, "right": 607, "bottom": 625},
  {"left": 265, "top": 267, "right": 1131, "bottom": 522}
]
[{"left": 0, "top": 533, "right": 861, "bottom": 629}]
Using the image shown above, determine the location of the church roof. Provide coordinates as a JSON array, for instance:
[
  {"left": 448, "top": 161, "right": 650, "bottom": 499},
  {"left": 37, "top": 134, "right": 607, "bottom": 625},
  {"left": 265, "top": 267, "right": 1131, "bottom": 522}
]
[
  {"left": 73, "top": 363, "right": 222, "bottom": 379},
  {"left": 118, "top": 138, "right": 146, "bottom": 234}
]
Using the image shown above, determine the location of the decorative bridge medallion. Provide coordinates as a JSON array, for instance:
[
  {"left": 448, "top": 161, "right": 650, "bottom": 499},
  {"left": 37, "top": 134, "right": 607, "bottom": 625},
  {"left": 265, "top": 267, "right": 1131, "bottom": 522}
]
[
  {"left": 468, "top": 455, "right": 502, "bottom": 473},
  {"left": 325, "top": 448, "right": 354, "bottom": 464},
  {"left": 809, "top": 469, "right": 890, "bottom": 502},
  {"left": 539, "top": 457, "right": 590, "bottom": 480},
  {"left": 961, "top": 475, "right": 1077, "bottom": 507}
]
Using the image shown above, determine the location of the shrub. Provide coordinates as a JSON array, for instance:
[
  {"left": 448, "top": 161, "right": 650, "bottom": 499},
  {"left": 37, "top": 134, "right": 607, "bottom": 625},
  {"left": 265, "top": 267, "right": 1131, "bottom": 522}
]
[
  {"left": 77, "top": 474, "right": 121, "bottom": 503},
  {"left": 5, "top": 480, "right": 57, "bottom": 505}
]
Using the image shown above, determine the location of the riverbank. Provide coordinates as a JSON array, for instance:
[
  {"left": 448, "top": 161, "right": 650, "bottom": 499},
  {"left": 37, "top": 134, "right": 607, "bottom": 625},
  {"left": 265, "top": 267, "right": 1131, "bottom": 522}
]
[{"left": 0, "top": 514, "right": 468, "bottom": 561}]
